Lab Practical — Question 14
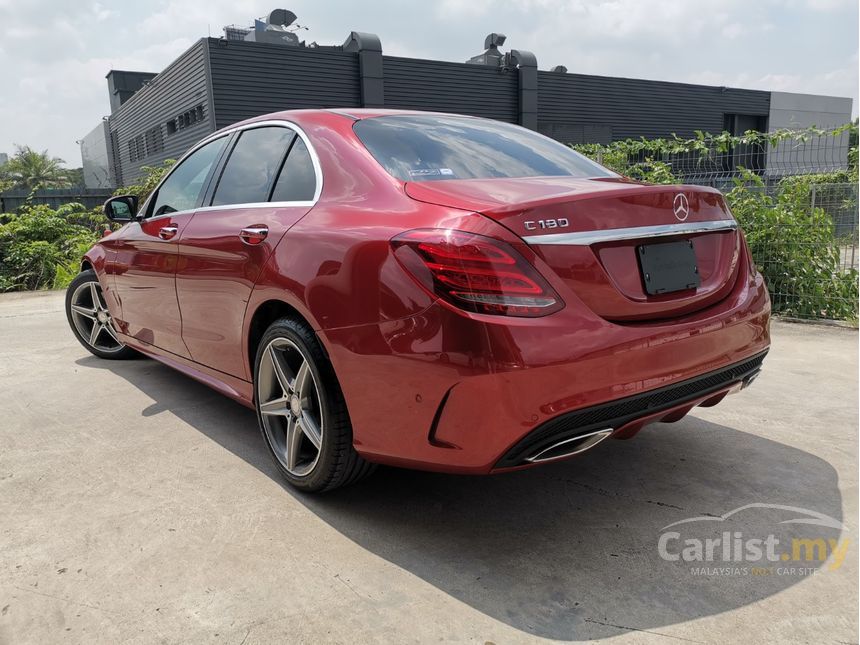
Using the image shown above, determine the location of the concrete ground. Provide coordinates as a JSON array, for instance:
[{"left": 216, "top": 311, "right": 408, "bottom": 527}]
[{"left": 0, "top": 290, "right": 857, "bottom": 644}]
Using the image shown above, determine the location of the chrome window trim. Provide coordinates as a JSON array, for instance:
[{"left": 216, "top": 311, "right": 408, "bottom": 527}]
[
  {"left": 522, "top": 220, "right": 738, "bottom": 246},
  {"left": 139, "top": 119, "right": 323, "bottom": 219},
  {"left": 195, "top": 200, "right": 317, "bottom": 214}
]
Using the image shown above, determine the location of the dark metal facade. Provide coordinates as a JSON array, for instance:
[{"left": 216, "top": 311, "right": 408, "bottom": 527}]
[
  {"left": 106, "top": 41, "right": 211, "bottom": 185},
  {"left": 208, "top": 39, "right": 361, "bottom": 128},
  {"left": 101, "top": 37, "right": 772, "bottom": 187},
  {"left": 537, "top": 71, "right": 771, "bottom": 143},
  {"left": 383, "top": 56, "right": 519, "bottom": 123}
]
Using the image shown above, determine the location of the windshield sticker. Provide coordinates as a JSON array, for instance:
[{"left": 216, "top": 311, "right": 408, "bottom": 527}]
[{"left": 408, "top": 168, "right": 455, "bottom": 178}]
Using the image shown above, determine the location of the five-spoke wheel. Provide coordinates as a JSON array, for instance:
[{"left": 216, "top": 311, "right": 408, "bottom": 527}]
[
  {"left": 254, "top": 318, "right": 375, "bottom": 491},
  {"left": 257, "top": 337, "right": 325, "bottom": 477},
  {"left": 65, "top": 270, "right": 137, "bottom": 360}
]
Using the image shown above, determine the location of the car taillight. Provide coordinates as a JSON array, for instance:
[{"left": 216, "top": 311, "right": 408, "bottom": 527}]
[{"left": 391, "top": 229, "right": 564, "bottom": 317}]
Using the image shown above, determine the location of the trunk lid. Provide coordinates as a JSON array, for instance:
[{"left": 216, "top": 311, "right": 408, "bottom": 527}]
[{"left": 405, "top": 177, "right": 740, "bottom": 321}]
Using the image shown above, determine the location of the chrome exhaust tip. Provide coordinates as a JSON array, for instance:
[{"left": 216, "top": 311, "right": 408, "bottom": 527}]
[
  {"left": 742, "top": 369, "right": 761, "bottom": 389},
  {"left": 525, "top": 428, "right": 614, "bottom": 464}
]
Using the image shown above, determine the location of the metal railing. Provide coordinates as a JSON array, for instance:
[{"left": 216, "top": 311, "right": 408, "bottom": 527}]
[{"left": 656, "top": 131, "right": 854, "bottom": 187}]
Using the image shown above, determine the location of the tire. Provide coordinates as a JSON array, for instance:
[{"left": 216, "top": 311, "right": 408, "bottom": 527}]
[
  {"left": 254, "top": 317, "right": 375, "bottom": 492},
  {"left": 65, "top": 270, "right": 138, "bottom": 360}
]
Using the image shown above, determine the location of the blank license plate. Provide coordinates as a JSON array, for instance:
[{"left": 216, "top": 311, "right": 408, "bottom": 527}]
[{"left": 637, "top": 240, "right": 700, "bottom": 295}]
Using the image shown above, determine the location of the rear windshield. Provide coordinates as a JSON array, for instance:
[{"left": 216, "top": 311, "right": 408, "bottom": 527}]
[{"left": 353, "top": 114, "right": 615, "bottom": 182}]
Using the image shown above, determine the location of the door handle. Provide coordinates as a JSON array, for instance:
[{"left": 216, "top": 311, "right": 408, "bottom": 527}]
[
  {"left": 158, "top": 226, "right": 178, "bottom": 240},
  {"left": 239, "top": 225, "right": 269, "bottom": 245}
]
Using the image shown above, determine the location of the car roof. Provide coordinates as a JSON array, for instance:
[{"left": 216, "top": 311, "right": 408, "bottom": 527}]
[
  {"left": 322, "top": 108, "right": 458, "bottom": 120},
  {"left": 209, "top": 108, "right": 486, "bottom": 141},
  {"left": 238, "top": 108, "right": 476, "bottom": 123}
]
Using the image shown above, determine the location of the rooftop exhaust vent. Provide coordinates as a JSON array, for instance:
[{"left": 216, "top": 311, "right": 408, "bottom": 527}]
[{"left": 466, "top": 33, "right": 507, "bottom": 66}]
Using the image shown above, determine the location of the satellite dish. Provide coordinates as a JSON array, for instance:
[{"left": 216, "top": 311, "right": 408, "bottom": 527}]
[{"left": 267, "top": 9, "right": 297, "bottom": 27}]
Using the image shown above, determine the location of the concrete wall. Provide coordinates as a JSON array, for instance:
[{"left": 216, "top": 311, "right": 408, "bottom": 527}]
[
  {"left": 80, "top": 121, "right": 113, "bottom": 189},
  {"left": 769, "top": 91, "right": 853, "bottom": 130},
  {"left": 767, "top": 92, "right": 854, "bottom": 176}
]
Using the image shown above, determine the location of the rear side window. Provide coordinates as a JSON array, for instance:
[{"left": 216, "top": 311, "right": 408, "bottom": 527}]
[
  {"left": 354, "top": 115, "right": 616, "bottom": 182},
  {"left": 211, "top": 127, "right": 295, "bottom": 206},
  {"left": 271, "top": 138, "right": 317, "bottom": 202}
]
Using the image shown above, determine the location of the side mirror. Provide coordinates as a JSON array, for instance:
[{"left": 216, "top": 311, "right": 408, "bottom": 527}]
[{"left": 104, "top": 195, "right": 138, "bottom": 222}]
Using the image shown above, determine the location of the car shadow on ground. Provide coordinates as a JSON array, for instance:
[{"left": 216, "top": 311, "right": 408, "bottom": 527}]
[{"left": 77, "top": 354, "right": 845, "bottom": 641}]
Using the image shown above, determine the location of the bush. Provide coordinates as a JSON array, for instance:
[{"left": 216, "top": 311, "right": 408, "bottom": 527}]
[
  {"left": 0, "top": 161, "right": 179, "bottom": 292},
  {"left": 0, "top": 203, "right": 99, "bottom": 291},
  {"left": 727, "top": 170, "right": 858, "bottom": 321},
  {"left": 118, "top": 159, "right": 175, "bottom": 203}
]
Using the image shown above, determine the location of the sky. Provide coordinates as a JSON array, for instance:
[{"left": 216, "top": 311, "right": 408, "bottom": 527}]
[{"left": 0, "top": 0, "right": 857, "bottom": 166}]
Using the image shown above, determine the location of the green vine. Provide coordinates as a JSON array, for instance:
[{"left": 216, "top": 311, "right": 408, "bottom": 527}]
[{"left": 573, "top": 123, "right": 859, "bottom": 164}]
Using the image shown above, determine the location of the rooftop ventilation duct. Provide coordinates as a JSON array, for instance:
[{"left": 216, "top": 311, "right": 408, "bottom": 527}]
[{"left": 466, "top": 33, "right": 507, "bottom": 66}]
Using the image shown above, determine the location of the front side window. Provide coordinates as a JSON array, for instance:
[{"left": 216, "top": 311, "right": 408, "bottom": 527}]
[
  {"left": 211, "top": 127, "right": 295, "bottom": 206},
  {"left": 271, "top": 137, "right": 317, "bottom": 202},
  {"left": 354, "top": 115, "right": 616, "bottom": 182},
  {"left": 149, "top": 136, "right": 228, "bottom": 216}
]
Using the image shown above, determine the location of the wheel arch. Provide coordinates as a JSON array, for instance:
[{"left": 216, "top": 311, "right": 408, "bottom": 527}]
[
  {"left": 245, "top": 299, "right": 330, "bottom": 381},
  {"left": 80, "top": 244, "right": 107, "bottom": 274}
]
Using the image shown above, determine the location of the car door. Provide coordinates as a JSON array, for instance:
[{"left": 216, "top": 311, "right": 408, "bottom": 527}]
[
  {"left": 175, "top": 124, "right": 320, "bottom": 377},
  {"left": 109, "top": 135, "right": 229, "bottom": 357}
]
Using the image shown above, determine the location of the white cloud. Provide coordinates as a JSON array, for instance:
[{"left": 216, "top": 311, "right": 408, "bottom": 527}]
[
  {"left": 137, "top": 0, "right": 259, "bottom": 40},
  {"left": 693, "top": 59, "right": 857, "bottom": 108},
  {"left": 806, "top": 0, "right": 855, "bottom": 10},
  {"left": 436, "top": 0, "right": 496, "bottom": 19},
  {"left": 92, "top": 3, "right": 115, "bottom": 22},
  {"left": 721, "top": 23, "right": 747, "bottom": 39}
]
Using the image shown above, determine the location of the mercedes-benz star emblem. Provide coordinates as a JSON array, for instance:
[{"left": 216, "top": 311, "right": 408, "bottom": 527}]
[{"left": 673, "top": 193, "right": 689, "bottom": 221}]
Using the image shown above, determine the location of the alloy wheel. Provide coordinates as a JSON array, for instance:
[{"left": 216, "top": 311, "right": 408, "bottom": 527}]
[
  {"left": 257, "top": 338, "right": 324, "bottom": 477},
  {"left": 69, "top": 281, "right": 125, "bottom": 353}
]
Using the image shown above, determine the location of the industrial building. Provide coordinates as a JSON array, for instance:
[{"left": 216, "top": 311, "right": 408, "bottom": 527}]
[{"left": 80, "top": 10, "right": 853, "bottom": 189}]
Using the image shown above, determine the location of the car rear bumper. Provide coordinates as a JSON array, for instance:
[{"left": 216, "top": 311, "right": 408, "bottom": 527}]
[
  {"left": 322, "top": 266, "right": 771, "bottom": 475},
  {"left": 493, "top": 350, "right": 766, "bottom": 469}
]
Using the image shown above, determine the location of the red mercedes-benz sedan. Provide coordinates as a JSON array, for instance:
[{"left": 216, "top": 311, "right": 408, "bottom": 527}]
[{"left": 66, "top": 109, "right": 770, "bottom": 491}]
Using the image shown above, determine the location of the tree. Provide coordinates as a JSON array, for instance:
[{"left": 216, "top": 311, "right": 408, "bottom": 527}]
[
  {"left": 117, "top": 159, "right": 175, "bottom": 202},
  {"left": 0, "top": 162, "right": 13, "bottom": 192},
  {"left": 65, "top": 167, "right": 85, "bottom": 187},
  {"left": 4, "top": 145, "right": 70, "bottom": 190}
]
